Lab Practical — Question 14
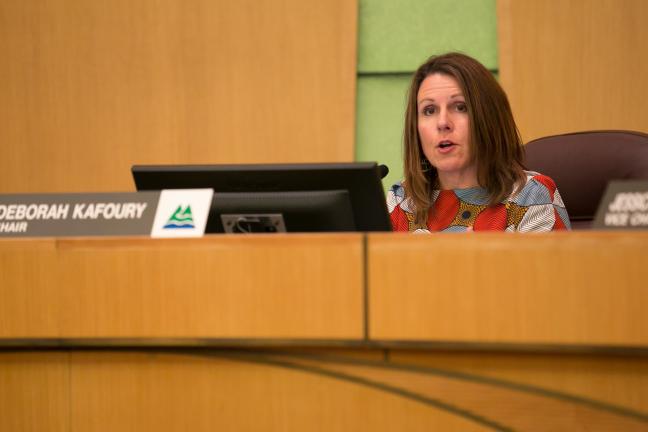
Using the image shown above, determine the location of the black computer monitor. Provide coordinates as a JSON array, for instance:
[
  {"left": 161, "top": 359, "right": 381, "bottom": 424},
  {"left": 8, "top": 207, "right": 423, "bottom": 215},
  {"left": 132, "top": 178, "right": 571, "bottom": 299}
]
[{"left": 131, "top": 162, "right": 392, "bottom": 233}]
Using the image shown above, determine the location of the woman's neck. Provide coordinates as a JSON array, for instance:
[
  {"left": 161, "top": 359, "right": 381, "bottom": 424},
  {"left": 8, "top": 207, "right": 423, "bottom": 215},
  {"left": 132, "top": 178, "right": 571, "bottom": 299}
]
[{"left": 437, "top": 170, "right": 479, "bottom": 190}]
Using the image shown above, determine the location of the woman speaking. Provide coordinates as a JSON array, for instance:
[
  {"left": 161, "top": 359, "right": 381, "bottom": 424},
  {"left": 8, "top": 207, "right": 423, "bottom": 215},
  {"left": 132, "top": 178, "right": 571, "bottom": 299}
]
[{"left": 388, "top": 52, "right": 570, "bottom": 232}]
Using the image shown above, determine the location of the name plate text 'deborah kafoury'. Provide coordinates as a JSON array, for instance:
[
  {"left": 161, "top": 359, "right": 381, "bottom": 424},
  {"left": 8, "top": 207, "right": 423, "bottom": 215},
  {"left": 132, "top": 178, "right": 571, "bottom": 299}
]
[{"left": 0, "top": 189, "right": 212, "bottom": 238}]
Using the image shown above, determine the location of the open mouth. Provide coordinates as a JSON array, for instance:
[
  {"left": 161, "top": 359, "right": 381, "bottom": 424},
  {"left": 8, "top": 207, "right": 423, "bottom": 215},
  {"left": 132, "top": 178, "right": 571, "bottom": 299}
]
[{"left": 438, "top": 140, "right": 455, "bottom": 149}]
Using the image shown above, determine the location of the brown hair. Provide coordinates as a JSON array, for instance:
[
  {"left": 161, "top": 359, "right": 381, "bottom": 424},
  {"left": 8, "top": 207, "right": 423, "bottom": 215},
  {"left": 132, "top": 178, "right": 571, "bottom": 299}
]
[{"left": 403, "top": 52, "right": 526, "bottom": 225}]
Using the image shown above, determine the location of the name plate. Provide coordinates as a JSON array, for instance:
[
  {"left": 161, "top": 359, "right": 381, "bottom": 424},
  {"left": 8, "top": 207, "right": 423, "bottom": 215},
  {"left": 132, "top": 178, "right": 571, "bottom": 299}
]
[
  {"left": 592, "top": 180, "right": 648, "bottom": 230},
  {"left": 0, "top": 189, "right": 213, "bottom": 238}
]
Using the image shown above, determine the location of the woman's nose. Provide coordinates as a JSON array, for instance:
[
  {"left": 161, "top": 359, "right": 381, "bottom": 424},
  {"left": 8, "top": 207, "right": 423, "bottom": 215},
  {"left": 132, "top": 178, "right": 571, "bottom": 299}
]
[{"left": 437, "top": 109, "right": 452, "bottom": 131}]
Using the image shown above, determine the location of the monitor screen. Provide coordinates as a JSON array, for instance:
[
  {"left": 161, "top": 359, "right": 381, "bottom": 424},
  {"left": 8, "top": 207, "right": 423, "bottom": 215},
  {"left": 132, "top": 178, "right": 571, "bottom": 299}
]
[{"left": 131, "top": 162, "right": 392, "bottom": 233}]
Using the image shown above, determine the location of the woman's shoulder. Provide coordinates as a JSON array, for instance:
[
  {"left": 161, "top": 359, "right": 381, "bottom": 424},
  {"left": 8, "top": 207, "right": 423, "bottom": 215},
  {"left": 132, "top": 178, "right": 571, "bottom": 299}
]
[
  {"left": 386, "top": 181, "right": 405, "bottom": 212},
  {"left": 511, "top": 170, "right": 565, "bottom": 207},
  {"left": 508, "top": 171, "right": 571, "bottom": 231},
  {"left": 386, "top": 180, "right": 416, "bottom": 213},
  {"left": 523, "top": 170, "right": 558, "bottom": 189}
]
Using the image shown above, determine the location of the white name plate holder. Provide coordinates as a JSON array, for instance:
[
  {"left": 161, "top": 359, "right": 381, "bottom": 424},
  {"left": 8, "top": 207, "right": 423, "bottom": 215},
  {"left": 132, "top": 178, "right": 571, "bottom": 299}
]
[
  {"left": 592, "top": 180, "right": 648, "bottom": 230},
  {"left": 0, "top": 189, "right": 213, "bottom": 238}
]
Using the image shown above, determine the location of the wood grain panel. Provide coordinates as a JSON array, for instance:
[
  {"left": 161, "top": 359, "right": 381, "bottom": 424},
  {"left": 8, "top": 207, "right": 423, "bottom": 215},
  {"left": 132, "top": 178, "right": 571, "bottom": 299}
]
[
  {"left": 0, "top": 352, "right": 70, "bottom": 432},
  {"left": 368, "top": 231, "right": 648, "bottom": 346},
  {"left": 280, "top": 353, "right": 648, "bottom": 430},
  {"left": 497, "top": 0, "right": 648, "bottom": 142},
  {"left": 0, "top": 0, "right": 357, "bottom": 193},
  {"left": 391, "top": 350, "right": 648, "bottom": 416},
  {"left": 0, "top": 350, "right": 489, "bottom": 432},
  {"left": 3, "top": 349, "right": 647, "bottom": 431},
  {"left": 0, "top": 239, "right": 62, "bottom": 336},
  {"left": 0, "top": 234, "right": 363, "bottom": 339},
  {"left": 66, "top": 351, "right": 488, "bottom": 432}
]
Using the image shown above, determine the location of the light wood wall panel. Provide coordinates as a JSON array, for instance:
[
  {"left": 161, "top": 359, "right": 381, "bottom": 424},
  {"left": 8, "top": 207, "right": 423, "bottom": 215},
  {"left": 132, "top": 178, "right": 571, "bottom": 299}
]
[
  {"left": 497, "top": 0, "right": 648, "bottom": 142},
  {"left": 0, "top": 235, "right": 364, "bottom": 339},
  {"left": 0, "top": 0, "right": 357, "bottom": 193}
]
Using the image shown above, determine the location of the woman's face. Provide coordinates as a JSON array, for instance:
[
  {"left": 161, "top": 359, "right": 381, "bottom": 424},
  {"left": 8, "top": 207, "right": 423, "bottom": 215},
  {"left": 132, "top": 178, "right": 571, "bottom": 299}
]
[{"left": 417, "top": 73, "right": 477, "bottom": 189}]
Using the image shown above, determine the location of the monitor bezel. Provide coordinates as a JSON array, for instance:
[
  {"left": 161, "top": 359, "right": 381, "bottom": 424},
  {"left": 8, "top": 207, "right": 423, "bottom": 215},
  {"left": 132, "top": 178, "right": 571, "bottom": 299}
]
[{"left": 131, "top": 162, "right": 392, "bottom": 232}]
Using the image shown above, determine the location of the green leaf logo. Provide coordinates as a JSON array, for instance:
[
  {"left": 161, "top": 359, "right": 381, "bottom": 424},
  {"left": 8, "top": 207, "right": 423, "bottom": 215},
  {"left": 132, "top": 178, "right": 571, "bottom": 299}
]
[{"left": 163, "top": 205, "right": 195, "bottom": 229}]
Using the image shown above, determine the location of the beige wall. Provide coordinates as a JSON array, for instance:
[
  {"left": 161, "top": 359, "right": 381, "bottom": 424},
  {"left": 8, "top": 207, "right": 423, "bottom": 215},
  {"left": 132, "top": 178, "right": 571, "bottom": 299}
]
[
  {"left": 0, "top": 0, "right": 357, "bottom": 193},
  {"left": 498, "top": 0, "right": 648, "bottom": 142}
]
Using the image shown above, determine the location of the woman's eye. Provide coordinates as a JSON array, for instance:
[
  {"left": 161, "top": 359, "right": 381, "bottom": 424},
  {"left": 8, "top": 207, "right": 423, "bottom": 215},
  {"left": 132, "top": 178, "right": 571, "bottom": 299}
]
[
  {"left": 422, "top": 106, "right": 435, "bottom": 115},
  {"left": 455, "top": 103, "right": 467, "bottom": 113}
]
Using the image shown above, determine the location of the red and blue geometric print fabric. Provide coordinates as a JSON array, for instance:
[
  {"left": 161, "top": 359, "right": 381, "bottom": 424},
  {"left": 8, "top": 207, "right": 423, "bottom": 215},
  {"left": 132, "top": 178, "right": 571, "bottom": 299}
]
[{"left": 387, "top": 171, "right": 571, "bottom": 232}]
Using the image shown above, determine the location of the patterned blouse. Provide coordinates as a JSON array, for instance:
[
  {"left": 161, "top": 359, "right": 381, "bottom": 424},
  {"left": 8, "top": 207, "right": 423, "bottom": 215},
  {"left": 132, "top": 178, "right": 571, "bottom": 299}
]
[{"left": 387, "top": 171, "right": 571, "bottom": 232}]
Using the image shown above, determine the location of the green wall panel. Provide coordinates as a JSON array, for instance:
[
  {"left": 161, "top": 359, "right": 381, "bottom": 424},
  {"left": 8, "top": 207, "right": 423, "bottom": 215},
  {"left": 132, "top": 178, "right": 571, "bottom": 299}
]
[
  {"left": 358, "top": 0, "right": 498, "bottom": 73},
  {"left": 355, "top": 75, "right": 412, "bottom": 190}
]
